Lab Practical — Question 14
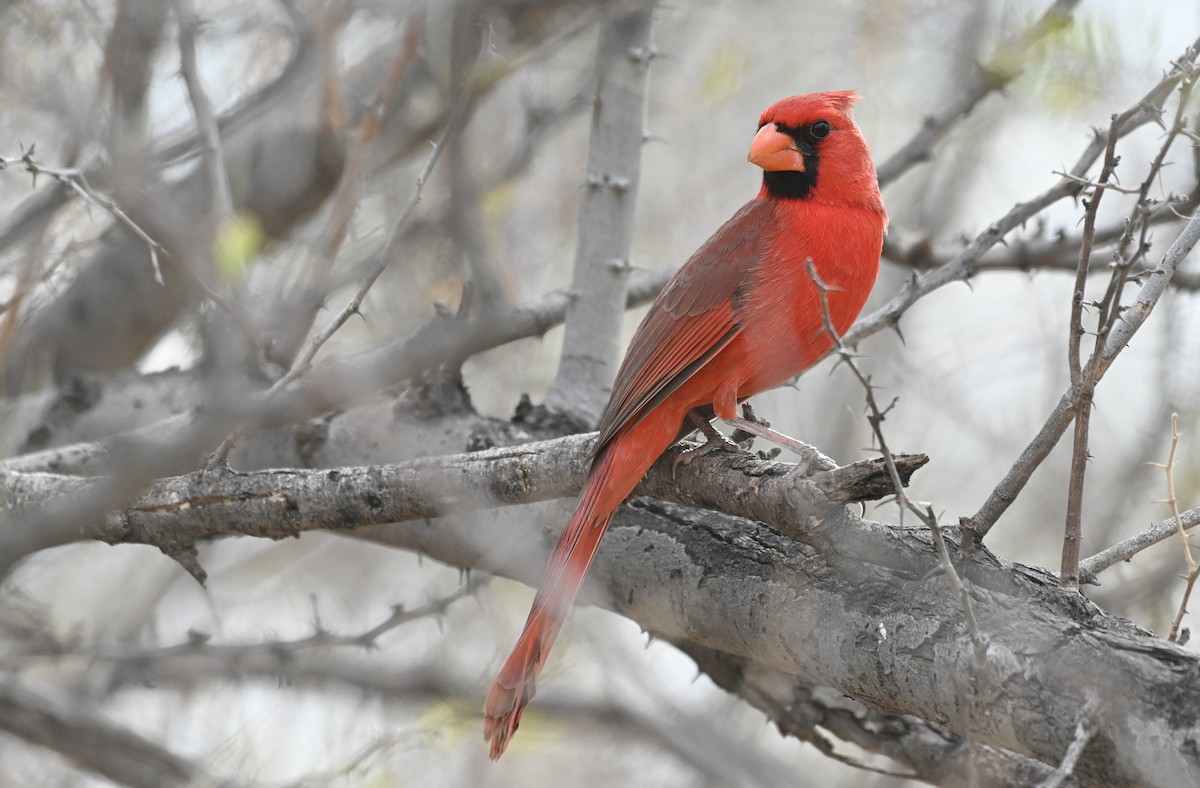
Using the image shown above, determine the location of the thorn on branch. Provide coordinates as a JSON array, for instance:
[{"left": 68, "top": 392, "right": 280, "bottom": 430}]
[
  {"left": 161, "top": 543, "right": 207, "bottom": 586},
  {"left": 627, "top": 45, "right": 658, "bottom": 65}
]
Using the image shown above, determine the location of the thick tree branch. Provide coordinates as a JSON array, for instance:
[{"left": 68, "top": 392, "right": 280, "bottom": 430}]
[
  {"left": 681, "top": 643, "right": 1072, "bottom": 787},
  {"left": 0, "top": 432, "right": 926, "bottom": 580},
  {"left": 4, "top": 418, "right": 1198, "bottom": 784},
  {"left": 358, "top": 494, "right": 1199, "bottom": 787},
  {"left": 543, "top": 4, "right": 655, "bottom": 423}
]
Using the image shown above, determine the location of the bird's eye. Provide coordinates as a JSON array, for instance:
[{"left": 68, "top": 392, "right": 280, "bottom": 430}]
[{"left": 810, "top": 121, "right": 831, "bottom": 140}]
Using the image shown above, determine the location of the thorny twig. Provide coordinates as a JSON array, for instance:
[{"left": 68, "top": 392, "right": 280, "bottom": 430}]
[
  {"left": 6, "top": 576, "right": 485, "bottom": 669},
  {"left": 1155, "top": 414, "right": 1197, "bottom": 643},
  {"left": 1037, "top": 703, "right": 1097, "bottom": 788},
  {"left": 1061, "top": 68, "right": 1198, "bottom": 588},
  {"left": 1058, "top": 116, "right": 1120, "bottom": 588},
  {"left": 847, "top": 36, "right": 1200, "bottom": 353},
  {"left": 0, "top": 147, "right": 166, "bottom": 283},
  {"left": 806, "top": 261, "right": 988, "bottom": 782},
  {"left": 962, "top": 48, "right": 1200, "bottom": 547}
]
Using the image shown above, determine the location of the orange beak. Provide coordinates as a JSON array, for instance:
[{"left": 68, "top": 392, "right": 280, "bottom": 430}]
[{"left": 748, "top": 123, "right": 805, "bottom": 172}]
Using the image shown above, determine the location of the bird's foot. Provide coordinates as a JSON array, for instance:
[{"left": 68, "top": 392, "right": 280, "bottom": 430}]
[
  {"left": 672, "top": 411, "right": 748, "bottom": 478},
  {"left": 721, "top": 408, "right": 837, "bottom": 473}
]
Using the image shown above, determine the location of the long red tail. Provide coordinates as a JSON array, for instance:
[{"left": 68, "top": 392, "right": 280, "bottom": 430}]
[{"left": 484, "top": 409, "right": 680, "bottom": 758}]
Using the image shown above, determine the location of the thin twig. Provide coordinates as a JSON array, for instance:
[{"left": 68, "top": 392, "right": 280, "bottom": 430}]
[
  {"left": 1058, "top": 72, "right": 1200, "bottom": 587},
  {"left": 0, "top": 147, "right": 166, "bottom": 283},
  {"left": 1059, "top": 116, "right": 1120, "bottom": 588},
  {"left": 807, "top": 261, "right": 986, "bottom": 782},
  {"left": 847, "top": 37, "right": 1200, "bottom": 352},
  {"left": 963, "top": 50, "right": 1200, "bottom": 546},
  {"left": 172, "top": 0, "right": 235, "bottom": 224},
  {"left": 1037, "top": 704, "right": 1096, "bottom": 788},
  {"left": 1154, "top": 414, "right": 1197, "bottom": 643}
]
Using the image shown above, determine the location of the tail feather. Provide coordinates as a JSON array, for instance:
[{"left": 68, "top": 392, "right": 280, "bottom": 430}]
[
  {"left": 484, "top": 405, "right": 684, "bottom": 759},
  {"left": 483, "top": 498, "right": 616, "bottom": 759}
]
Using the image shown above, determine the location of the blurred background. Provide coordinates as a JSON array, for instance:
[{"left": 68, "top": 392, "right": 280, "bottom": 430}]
[{"left": 1, "top": 0, "right": 1198, "bottom": 785}]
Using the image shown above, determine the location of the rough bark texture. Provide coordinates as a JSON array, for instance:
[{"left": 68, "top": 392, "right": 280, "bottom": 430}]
[
  {"left": 0, "top": 683, "right": 205, "bottom": 788},
  {"left": 366, "top": 495, "right": 1200, "bottom": 788},
  {"left": 2, "top": 413, "right": 1196, "bottom": 785}
]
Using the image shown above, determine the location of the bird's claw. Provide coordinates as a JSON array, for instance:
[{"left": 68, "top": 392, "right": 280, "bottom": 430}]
[{"left": 672, "top": 432, "right": 743, "bottom": 479}]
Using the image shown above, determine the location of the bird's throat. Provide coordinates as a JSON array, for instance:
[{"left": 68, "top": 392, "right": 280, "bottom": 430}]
[{"left": 762, "top": 169, "right": 815, "bottom": 199}]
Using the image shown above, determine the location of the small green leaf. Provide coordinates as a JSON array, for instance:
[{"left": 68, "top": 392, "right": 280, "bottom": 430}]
[{"left": 215, "top": 213, "right": 264, "bottom": 284}]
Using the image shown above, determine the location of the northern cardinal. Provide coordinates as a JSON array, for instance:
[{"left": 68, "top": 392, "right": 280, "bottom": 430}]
[{"left": 484, "top": 91, "right": 887, "bottom": 758}]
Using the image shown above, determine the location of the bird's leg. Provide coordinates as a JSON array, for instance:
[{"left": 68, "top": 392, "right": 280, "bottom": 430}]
[
  {"left": 721, "top": 403, "right": 837, "bottom": 473},
  {"left": 672, "top": 410, "right": 744, "bottom": 477}
]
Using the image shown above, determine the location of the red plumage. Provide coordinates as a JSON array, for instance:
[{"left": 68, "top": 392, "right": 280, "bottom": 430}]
[{"left": 484, "top": 91, "right": 887, "bottom": 759}]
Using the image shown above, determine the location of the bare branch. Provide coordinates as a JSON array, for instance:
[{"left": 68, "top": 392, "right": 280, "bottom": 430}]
[
  {"left": 171, "top": 0, "right": 235, "bottom": 225},
  {"left": 0, "top": 682, "right": 211, "bottom": 788},
  {"left": 542, "top": 4, "right": 655, "bottom": 423},
  {"left": 847, "top": 38, "right": 1200, "bottom": 351},
  {"left": 0, "top": 431, "right": 926, "bottom": 572},
  {"left": 1156, "top": 414, "right": 1197, "bottom": 643},
  {"left": 1078, "top": 505, "right": 1200, "bottom": 578},
  {"left": 0, "top": 149, "right": 166, "bottom": 282},
  {"left": 875, "top": 0, "right": 1081, "bottom": 187}
]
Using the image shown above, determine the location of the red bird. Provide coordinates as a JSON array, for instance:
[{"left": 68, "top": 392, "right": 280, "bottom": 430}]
[{"left": 484, "top": 91, "right": 887, "bottom": 758}]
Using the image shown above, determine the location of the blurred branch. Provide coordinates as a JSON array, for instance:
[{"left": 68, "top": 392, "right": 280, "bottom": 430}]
[
  {"left": 542, "top": 4, "right": 655, "bottom": 424},
  {"left": 8, "top": 577, "right": 484, "bottom": 669},
  {"left": 1038, "top": 706, "right": 1096, "bottom": 788},
  {"left": 0, "top": 682, "right": 214, "bottom": 788},
  {"left": 268, "top": 63, "right": 466, "bottom": 394},
  {"left": 103, "top": 0, "right": 168, "bottom": 161},
  {"left": 848, "top": 37, "right": 1200, "bottom": 350},
  {"left": 262, "top": 10, "right": 425, "bottom": 370},
  {"left": 72, "top": 652, "right": 795, "bottom": 788},
  {"left": 875, "top": 0, "right": 1081, "bottom": 187},
  {"left": 444, "top": 2, "right": 512, "bottom": 312},
  {"left": 172, "top": 0, "right": 234, "bottom": 226},
  {"left": 0, "top": 269, "right": 673, "bottom": 477}
]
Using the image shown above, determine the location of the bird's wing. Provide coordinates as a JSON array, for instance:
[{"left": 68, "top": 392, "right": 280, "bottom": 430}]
[{"left": 593, "top": 199, "right": 774, "bottom": 454}]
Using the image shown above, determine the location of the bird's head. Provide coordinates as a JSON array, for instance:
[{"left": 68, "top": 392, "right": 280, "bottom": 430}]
[{"left": 750, "top": 90, "right": 882, "bottom": 213}]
